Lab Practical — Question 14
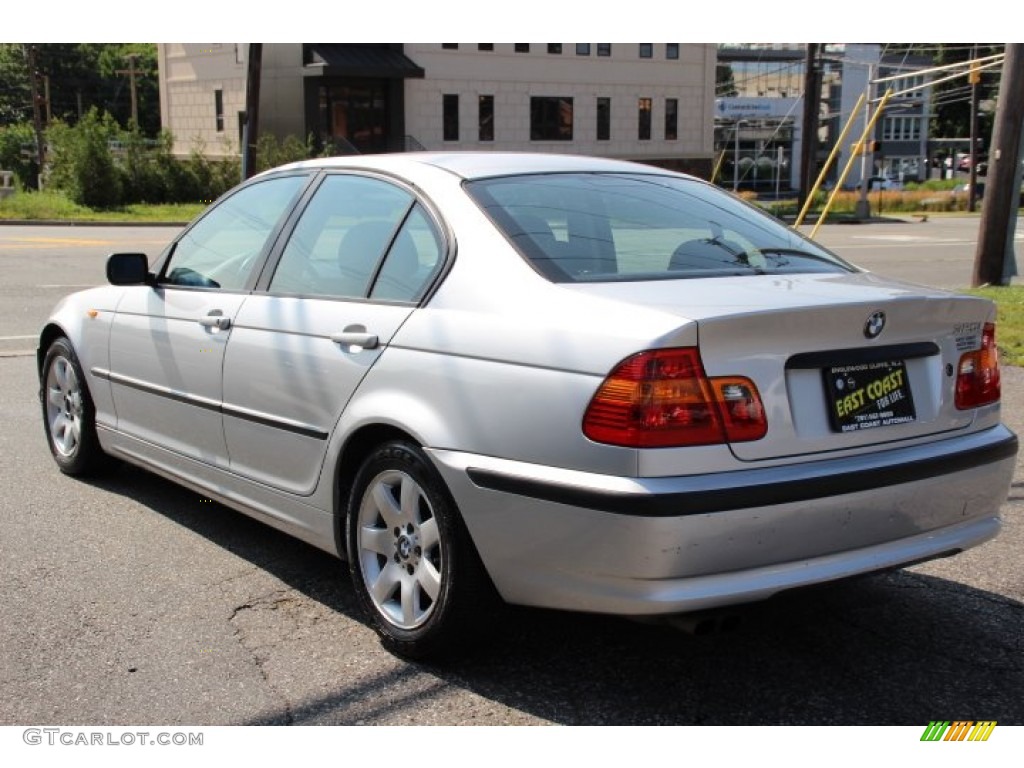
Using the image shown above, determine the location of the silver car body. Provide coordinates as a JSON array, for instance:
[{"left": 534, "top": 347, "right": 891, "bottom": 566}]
[{"left": 40, "top": 152, "right": 1017, "bottom": 619}]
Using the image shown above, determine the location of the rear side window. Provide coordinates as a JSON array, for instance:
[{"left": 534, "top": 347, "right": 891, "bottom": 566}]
[
  {"left": 269, "top": 175, "right": 443, "bottom": 302},
  {"left": 466, "top": 173, "right": 853, "bottom": 282}
]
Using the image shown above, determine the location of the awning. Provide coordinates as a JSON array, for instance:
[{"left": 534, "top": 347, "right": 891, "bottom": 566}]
[{"left": 305, "top": 44, "right": 425, "bottom": 79}]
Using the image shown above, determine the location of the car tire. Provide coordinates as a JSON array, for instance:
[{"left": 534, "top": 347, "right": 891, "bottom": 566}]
[
  {"left": 346, "top": 440, "right": 497, "bottom": 659},
  {"left": 40, "top": 336, "right": 109, "bottom": 476}
]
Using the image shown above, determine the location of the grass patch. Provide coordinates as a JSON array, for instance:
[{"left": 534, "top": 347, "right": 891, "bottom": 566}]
[
  {"left": 0, "top": 190, "right": 204, "bottom": 222},
  {"left": 964, "top": 285, "right": 1024, "bottom": 367}
]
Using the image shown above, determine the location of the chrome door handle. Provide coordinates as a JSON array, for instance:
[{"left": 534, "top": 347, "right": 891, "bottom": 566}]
[
  {"left": 331, "top": 331, "right": 379, "bottom": 349},
  {"left": 199, "top": 314, "right": 231, "bottom": 330}
]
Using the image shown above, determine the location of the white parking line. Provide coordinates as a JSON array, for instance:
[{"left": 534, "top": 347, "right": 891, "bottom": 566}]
[
  {"left": 830, "top": 241, "right": 973, "bottom": 250},
  {"left": 0, "top": 334, "right": 36, "bottom": 341},
  {"left": 850, "top": 235, "right": 969, "bottom": 243}
]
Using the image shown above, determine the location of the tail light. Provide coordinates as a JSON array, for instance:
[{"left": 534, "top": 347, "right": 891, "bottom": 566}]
[
  {"left": 955, "top": 322, "right": 1000, "bottom": 409},
  {"left": 583, "top": 348, "right": 767, "bottom": 448}
]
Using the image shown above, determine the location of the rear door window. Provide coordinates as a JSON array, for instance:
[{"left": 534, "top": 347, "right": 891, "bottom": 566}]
[{"left": 269, "top": 174, "right": 443, "bottom": 302}]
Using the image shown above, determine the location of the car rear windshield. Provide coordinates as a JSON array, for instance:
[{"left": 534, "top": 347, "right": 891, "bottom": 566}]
[{"left": 465, "top": 173, "right": 855, "bottom": 282}]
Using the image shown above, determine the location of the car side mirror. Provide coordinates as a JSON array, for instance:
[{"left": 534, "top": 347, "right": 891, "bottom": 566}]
[{"left": 107, "top": 253, "right": 153, "bottom": 285}]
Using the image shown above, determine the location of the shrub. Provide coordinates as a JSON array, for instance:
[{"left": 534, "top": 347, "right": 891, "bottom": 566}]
[
  {"left": 255, "top": 133, "right": 321, "bottom": 173},
  {"left": 46, "top": 109, "right": 123, "bottom": 208},
  {"left": 0, "top": 122, "right": 38, "bottom": 189}
]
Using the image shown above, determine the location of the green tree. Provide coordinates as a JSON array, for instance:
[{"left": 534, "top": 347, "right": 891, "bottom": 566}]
[
  {"left": 884, "top": 44, "right": 1003, "bottom": 139},
  {"left": 716, "top": 63, "right": 738, "bottom": 98},
  {"left": 0, "top": 45, "right": 31, "bottom": 125},
  {"left": 0, "top": 44, "right": 160, "bottom": 136}
]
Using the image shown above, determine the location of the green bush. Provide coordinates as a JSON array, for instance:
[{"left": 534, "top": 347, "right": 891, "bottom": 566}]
[
  {"left": 40, "top": 111, "right": 327, "bottom": 210},
  {"left": 0, "top": 122, "right": 38, "bottom": 189},
  {"left": 904, "top": 179, "right": 961, "bottom": 192},
  {"left": 184, "top": 139, "right": 240, "bottom": 204},
  {"left": 120, "top": 129, "right": 173, "bottom": 204},
  {"left": 46, "top": 109, "right": 123, "bottom": 208},
  {"left": 255, "top": 133, "right": 322, "bottom": 174}
]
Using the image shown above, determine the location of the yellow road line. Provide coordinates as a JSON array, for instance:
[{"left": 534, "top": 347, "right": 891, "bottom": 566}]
[{"left": 0, "top": 237, "right": 117, "bottom": 246}]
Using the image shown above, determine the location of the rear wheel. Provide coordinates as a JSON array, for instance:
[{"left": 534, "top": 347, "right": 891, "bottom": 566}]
[
  {"left": 346, "top": 440, "right": 496, "bottom": 659},
  {"left": 41, "top": 337, "right": 108, "bottom": 476}
]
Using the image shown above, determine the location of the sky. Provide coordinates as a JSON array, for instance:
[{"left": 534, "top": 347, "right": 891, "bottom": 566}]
[{"left": 5, "top": 1, "right": 1008, "bottom": 43}]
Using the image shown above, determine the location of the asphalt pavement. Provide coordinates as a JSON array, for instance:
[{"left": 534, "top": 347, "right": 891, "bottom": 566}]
[{"left": 0, "top": 219, "right": 1021, "bottom": 726}]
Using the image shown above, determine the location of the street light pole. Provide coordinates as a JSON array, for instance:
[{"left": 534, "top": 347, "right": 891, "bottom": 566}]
[
  {"left": 855, "top": 62, "right": 875, "bottom": 220},
  {"left": 733, "top": 120, "right": 741, "bottom": 192}
]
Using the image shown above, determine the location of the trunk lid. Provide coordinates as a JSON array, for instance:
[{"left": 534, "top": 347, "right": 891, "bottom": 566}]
[{"left": 569, "top": 271, "right": 996, "bottom": 463}]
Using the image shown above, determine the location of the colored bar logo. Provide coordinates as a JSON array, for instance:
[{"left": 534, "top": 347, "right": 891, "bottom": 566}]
[{"left": 920, "top": 721, "right": 997, "bottom": 741}]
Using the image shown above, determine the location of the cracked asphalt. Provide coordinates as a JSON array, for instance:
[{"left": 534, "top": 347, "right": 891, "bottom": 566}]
[{"left": 0, "top": 223, "right": 1021, "bottom": 725}]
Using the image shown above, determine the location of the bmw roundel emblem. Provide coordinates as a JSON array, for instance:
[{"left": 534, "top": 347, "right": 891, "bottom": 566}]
[{"left": 864, "top": 311, "right": 886, "bottom": 339}]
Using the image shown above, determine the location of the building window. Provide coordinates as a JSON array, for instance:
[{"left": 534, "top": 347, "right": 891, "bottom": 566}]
[
  {"left": 479, "top": 95, "right": 494, "bottom": 142},
  {"left": 638, "top": 97, "right": 652, "bottom": 140},
  {"left": 881, "top": 116, "right": 921, "bottom": 141},
  {"left": 665, "top": 98, "right": 678, "bottom": 140},
  {"left": 530, "top": 96, "right": 573, "bottom": 141},
  {"left": 441, "top": 44, "right": 458, "bottom": 50},
  {"left": 514, "top": 44, "right": 530, "bottom": 53},
  {"left": 214, "top": 89, "right": 224, "bottom": 132},
  {"left": 891, "top": 74, "right": 926, "bottom": 99},
  {"left": 597, "top": 97, "right": 610, "bottom": 141},
  {"left": 547, "top": 44, "right": 562, "bottom": 55},
  {"left": 443, "top": 94, "right": 459, "bottom": 141},
  {"left": 666, "top": 43, "right": 679, "bottom": 60},
  {"left": 478, "top": 44, "right": 494, "bottom": 51},
  {"left": 597, "top": 44, "right": 611, "bottom": 57},
  {"left": 639, "top": 44, "right": 653, "bottom": 59},
  {"left": 576, "top": 44, "right": 591, "bottom": 56}
]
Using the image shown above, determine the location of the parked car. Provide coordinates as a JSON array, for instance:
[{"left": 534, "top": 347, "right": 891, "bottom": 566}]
[
  {"left": 952, "top": 182, "right": 985, "bottom": 199},
  {"left": 866, "top": 175, "right": 902, "bottom": 191},
  {"left": 39, "top": 152, "right": 1017, "bottom": 658}
]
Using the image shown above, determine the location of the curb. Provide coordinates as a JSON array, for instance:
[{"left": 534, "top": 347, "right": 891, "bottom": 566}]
[{"left": 0, "top": 220, "right": 189, "bottom": 227}]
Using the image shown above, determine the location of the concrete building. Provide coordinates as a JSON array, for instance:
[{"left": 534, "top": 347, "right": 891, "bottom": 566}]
[{"left": 157, "top": 43, "right": 717, "bottom": 176}]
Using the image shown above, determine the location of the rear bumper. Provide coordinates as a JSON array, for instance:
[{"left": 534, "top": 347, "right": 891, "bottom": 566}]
[{"left": 428, "top": 425, "right": 1017, "bottom": 615}]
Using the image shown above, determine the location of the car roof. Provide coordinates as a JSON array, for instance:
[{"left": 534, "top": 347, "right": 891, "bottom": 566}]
[{"left": 266, "top": 151, "right": 686, "bottom": 181}]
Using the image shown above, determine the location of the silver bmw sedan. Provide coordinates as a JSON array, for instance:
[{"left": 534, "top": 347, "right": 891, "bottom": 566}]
[{"left": 39, "top": 152, "right": 1017, "bottom": 658}]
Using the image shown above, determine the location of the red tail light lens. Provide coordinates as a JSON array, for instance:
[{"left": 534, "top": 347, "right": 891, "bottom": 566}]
[
  {"left": 583, "top": 348, "right": 767, "bottom": 448},
  {"left": 955, "top": 322, "right": 1000, "bottom": 409}
]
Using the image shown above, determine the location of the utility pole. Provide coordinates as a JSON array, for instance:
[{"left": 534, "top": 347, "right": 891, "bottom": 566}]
[
  {"left": 26, "top": 45, "right": 47, "bottom": 190},
  {"left": 972, "top": 44, "right": 1024, "bottom": 286},
  {"left": 798, "top": 43, "right": 821, "bottom": 211},
  {"left": 855, "top": 62, "right": 876, "bottom": 220},
  {"left": 241, "top": 43, "right": 263, "bottom": 180},
  {"left": 117, "top": 53, "right": 144, "bottom": 127},
  {"left": 968, "top": 45, "right": 980, "bottom": 213}
]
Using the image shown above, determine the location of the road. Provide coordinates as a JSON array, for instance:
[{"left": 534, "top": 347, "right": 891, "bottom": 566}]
[{"left": 0, "top": 219, "right": 1022, "bottom": 725}]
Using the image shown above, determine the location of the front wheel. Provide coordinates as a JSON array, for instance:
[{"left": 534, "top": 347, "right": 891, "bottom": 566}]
[
  {"left": 40, "top": 337, "right": 108, "bottom": 476},
  {"left": 346, "top": 441, "right": 496, "bottom": 659}
]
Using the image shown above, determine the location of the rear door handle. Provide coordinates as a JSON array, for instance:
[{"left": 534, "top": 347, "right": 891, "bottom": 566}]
[
  {"left": 199, "top": 311, "right": 231, "bottom": 331},
  {"left": 331, "top": 330, "right": 379, "bottom": 350}
]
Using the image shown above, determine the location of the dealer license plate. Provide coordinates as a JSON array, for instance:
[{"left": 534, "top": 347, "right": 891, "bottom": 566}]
[{"left": 824, "top": 359, "right": 916, "bottom": 433}]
